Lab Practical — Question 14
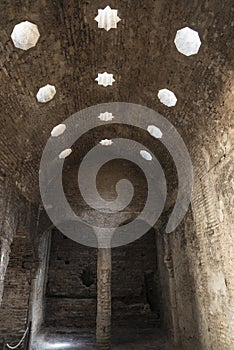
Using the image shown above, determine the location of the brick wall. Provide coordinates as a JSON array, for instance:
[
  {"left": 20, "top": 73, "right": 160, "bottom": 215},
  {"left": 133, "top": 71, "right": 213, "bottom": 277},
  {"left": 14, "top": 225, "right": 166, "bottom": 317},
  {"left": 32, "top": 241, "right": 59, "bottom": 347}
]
[
  {"left": 45, "top": 227, "right": 160, "bottom": 329},
  {"left": 0, "top": 175, "right": 40, "bottom": 347},
  {"left": 0, "top": 229, "right": 33, "bottom": 346},
  {"left": 165, "top": 133, "right": 234, "bottom": 350}
]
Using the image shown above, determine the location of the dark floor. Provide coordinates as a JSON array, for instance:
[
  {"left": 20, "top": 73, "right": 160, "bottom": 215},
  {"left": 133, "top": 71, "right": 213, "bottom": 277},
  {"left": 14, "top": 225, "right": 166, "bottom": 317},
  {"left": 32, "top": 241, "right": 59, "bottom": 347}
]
[{"left": 32, "top": 327, "right": 178, "bottom": 350}]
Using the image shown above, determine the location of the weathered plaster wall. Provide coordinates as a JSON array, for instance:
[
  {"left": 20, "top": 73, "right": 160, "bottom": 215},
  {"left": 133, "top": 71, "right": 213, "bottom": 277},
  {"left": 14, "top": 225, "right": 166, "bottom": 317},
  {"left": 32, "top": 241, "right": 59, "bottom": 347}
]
[{"left": 161, "top": 126, "right": 234, "bottom": 350}]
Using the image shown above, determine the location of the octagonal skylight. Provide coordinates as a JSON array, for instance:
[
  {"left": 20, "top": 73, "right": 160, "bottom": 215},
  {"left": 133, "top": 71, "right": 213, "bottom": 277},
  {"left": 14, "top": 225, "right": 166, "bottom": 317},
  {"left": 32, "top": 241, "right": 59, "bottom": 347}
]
[
  {"left": 11, "top": 21, "right": 40, "bottom": 50},
  {"left": 100, "top": 139, "right": 113, "bottom": 146},
  {"left": 95, "top": 72, "right": 115, "bottom": 87},
  {"left": 59, "top": 148, "right": 72, "bottom": 159},
  {"left": 147, "top": 125, "right": 163, "bottom": 139},
  {"left": 157, "top": 89, "right": 177, "bottom": 107},
  {"left": 36, "top": 84, "right": 56, "bottom": 103},
  {"left": 95, "top": 6, "right": 121, "bottom": 31},
  {"left": 51, "top": 124, "right": 66, "bottom": 137},
  {"left": 140, "top": 150, "right": 152, "bottom": 161},
  {"left": 98, "top": 112, "right": 115, "bottom": 121},
  {"left": 174, "top": 27, "right": 201, "bottom": 56}
]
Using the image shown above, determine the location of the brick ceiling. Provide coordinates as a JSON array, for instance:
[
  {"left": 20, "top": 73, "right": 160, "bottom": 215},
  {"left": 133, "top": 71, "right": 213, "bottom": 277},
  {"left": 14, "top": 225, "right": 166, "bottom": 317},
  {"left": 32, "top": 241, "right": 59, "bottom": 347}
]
[{"left": 0, "top": 0, "right": 233, "bottom": 202}]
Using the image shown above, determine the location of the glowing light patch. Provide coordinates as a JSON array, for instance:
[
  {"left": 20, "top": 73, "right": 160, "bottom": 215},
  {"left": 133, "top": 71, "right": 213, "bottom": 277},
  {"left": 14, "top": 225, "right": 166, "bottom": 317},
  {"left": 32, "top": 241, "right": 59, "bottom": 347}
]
[
  {"left": 43, "top": 342, "right": 72, "bottom": 349},
  {"left": 147, "top": 125, "right": 163, "bottom": 139},
  {"left": 59, "top": 149, "right": 72, "bottom": 159},
  {"left": 37, "top": 84, "right": 56, "bottom": 103},
  {"left": 11, "top": 21, "right": 40, "bottom": 50},
  {"left": 157, "top": 89, "right": 177, "bottom": 107},
  {"left": 98, "top": 112, "right": 115, "bottom": 121},
  {"left": 174, "top": 27, "right": 201, "bottom": 56},
  {"left": 95, "top": 6, "right": 121, "bottom": 31},
  {"left": 51, "top": 124, "right": 66, "bottom": 137},
  {"left": 100, "top": 139, "right": 113, "bottom": 146},
  {"left": 95, "top": 72, "right": 115, "bottom": 87},
  {"left": 0, "top": 252, "right": 5, "bottom": 264},
  {"left": 140, "top": 150, "right": 152, "bottom": 161}
]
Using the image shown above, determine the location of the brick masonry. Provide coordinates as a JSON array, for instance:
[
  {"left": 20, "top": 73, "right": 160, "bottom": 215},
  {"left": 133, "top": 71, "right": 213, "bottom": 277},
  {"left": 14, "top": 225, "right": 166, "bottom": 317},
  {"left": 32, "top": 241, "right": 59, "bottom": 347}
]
[
  {"left": 0, "top": 1, "right": 233, "bottom": 349},
  {"left": 45, "top": 227, "right": 160, "bottom": 329}
]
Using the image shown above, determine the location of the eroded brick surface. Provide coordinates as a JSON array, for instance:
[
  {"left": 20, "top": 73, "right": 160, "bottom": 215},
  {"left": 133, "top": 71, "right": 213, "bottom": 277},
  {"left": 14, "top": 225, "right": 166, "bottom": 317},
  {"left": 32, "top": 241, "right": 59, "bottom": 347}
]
[{"left": 0, "top": 1, "right": 233, "bottom": 349}]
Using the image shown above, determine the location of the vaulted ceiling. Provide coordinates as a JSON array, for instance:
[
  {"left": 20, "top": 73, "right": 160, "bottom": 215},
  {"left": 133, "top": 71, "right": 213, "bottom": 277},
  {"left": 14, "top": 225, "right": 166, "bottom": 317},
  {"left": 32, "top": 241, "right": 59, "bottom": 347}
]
[{"left": 0, "top": 0, "right": 233, "bottom": 202}]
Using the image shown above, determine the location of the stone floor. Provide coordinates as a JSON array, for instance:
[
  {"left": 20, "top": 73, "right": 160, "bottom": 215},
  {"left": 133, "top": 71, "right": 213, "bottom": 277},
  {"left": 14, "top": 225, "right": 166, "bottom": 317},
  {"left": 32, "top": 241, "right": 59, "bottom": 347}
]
[{"left": 32, "top": 327, "right": 179, "bottom": 350}]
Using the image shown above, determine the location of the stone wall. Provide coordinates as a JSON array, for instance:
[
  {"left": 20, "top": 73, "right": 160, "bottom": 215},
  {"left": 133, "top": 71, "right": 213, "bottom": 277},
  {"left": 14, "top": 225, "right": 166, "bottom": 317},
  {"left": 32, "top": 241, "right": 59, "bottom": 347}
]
[
  {"left": 0, "top": 228, "right": 33, "bottom": 346},
  {"left": 162, "top": 128, "right": 234, "bottom": 350},
  {"left": 0, "top": 174, "right": 21, "bottom": 305},
  {"left": 188, "top": 150, "right": 234, "bottom": 350},
  {"left": 0, "top": 175, "right": 40, "bottom": 347},
  {"left": 45, "top": 228, "right": 160, "bottom": 329},
  {"left": 0, "top": 1, "right": 233, "bottom": 349}
]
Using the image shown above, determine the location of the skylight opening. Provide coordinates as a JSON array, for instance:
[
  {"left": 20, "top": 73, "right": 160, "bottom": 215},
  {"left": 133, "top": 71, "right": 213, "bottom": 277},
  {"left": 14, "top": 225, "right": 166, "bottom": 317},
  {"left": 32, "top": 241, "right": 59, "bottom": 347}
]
[
  {"left": 99, "top": 139, "right": 113, "bottom": 146},
  {"left": 51, "top": 124, "right": 66, "bottom": 137},
  {"left": 140, "top": 150, "right": 153, "bottom": 161},
  {"left": 157, "top": 88, "right": 177, "bottom": 107},
  {"left": 11, "top": 21, "right": 40, "bottom": 50},
  {"left": 174, "top": 27, "right": 201, "bottom": 56},
  {"left": 98, "top": 112, "right": 115, "bottom": 121},
  {"left": 147, "top": 125, "right": 163, "bottom": 139},
  {"left": 95, "top": 6, "right": 121, "bottom": 31},
  {"left": 36, "top": 84, "right": 56, "bottom": 103},
  {"left": 95, "top": 72, "right": 115, "bottom": 87},
  {"left": 59, "top": 149, "right": 72, "bottom": 159}
]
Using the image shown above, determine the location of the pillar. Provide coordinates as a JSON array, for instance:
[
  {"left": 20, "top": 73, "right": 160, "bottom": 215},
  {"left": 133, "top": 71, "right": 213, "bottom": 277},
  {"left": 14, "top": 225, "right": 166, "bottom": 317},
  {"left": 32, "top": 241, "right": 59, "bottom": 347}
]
[{"left": 96, "top": 248, "right": 112, "bottom": 350}]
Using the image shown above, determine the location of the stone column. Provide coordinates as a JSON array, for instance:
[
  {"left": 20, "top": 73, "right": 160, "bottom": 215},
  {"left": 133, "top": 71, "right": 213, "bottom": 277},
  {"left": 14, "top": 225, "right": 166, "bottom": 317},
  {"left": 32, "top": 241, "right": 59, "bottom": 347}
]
[
  {"left": 164, "top": 235, "right": 181, "bottom": 346},
  {"left": 96, "top": 248, "right": 112, "bottom": 350},
  {"left": 30, "top": 231, "right": 51, "bottom": 346}
]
